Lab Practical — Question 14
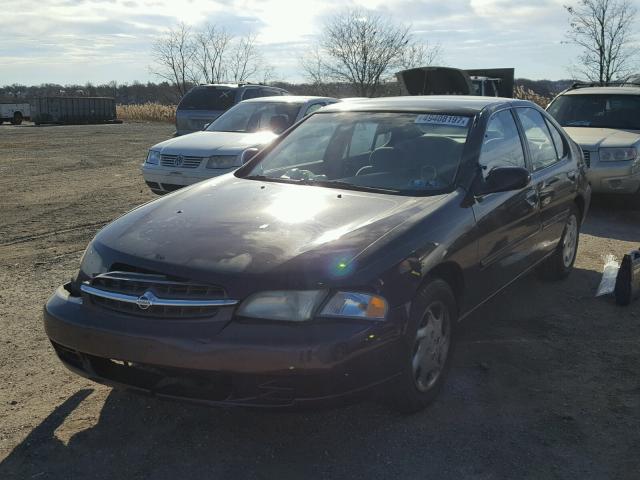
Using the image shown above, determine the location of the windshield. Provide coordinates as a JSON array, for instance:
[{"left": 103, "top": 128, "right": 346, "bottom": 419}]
[
  {"left": 207, "top": 102, "right": 302, "bottom": 134},
  {"left": 241, "top": 111, "right": 472, "bottom": 196},
  {"left": 548, "top": 94, "right": 640, "bottom": 130},
  {"left": 178, "top": 87, "right": 236, "bottom": 111}
]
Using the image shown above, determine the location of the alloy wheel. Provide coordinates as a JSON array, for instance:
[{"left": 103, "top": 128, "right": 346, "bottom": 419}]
[{"left": 412, "top": 300, "right": 451, "bottom": 392}]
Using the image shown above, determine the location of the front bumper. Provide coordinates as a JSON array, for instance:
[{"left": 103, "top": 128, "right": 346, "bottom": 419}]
[
  {"left": 141, "top": 164, "right": 236, "bottom": 194},
  {"left": 586, "top": 162, "right": 640, "bottom": 194},
  {"left": 44, "top": 285, "right": 406, "bottom": 409}
]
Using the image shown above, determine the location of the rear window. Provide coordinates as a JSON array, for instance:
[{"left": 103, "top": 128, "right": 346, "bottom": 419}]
[{"left": 178, "top": 87, "right": 237, "bottom": 111}]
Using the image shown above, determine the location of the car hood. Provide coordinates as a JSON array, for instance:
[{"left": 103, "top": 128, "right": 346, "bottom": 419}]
[
  {"left": 93, "top": 175, "right": 447, "bottom": 292},
  {"left": 563, "top": 127, "right": 640, "bottom": 149},
  {"left": 152, "top": 131, "right": 278, "bottom": 156}
]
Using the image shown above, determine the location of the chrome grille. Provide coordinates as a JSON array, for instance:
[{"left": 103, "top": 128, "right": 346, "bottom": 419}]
[
  {"left": 82, "top": 271, "right": 235, "bottom": 319},
  {"left": 160, "top": 154, "right": 202, "bottom": 168},
  {"left": 582, "top": 150, "right": 591, "bottom": 168},
  {"left": 88, "top": 295, "right": 221, "bottom": 318}
]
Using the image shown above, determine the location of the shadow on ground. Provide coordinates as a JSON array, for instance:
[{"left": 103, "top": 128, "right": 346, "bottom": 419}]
[
  {"left": 582, "top": 194, "right": 640, "bottom": 243},
  {"left": 3, "top": 264, "right": 639, "bottom": 479}
]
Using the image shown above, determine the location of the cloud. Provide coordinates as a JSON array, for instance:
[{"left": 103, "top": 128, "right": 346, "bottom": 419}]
[{"left": 0, "top": 0, "right": 635, "bottom": 85}]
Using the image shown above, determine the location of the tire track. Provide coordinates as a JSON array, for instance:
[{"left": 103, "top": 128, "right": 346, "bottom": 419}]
[{"left": 0, "top": 220, "right": 108, "bottom": 247}]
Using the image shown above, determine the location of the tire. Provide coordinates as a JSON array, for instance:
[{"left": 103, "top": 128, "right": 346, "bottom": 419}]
[
  {"left": 387, "top": 278, "right": 457, "bottom": 414},
  {"left": 11, "top": 112, "right": 23, "bottom": 125},
  {"left": 539, "top": 204, "right": 580, "bottom": 281}
]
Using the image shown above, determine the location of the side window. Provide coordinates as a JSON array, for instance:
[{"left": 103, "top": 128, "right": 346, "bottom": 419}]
[
  {"left": 348, "top": 122, "right": 378, "bottom": 157},
  {"left": 303, "top": 103, "right": 324, "bottom": 116},
  {"left": 479, "top": 110, "right": 526, "bottom": 178},
  {"left": 259, "top": 88, "right": 279, "bottom": 97},
  {"left": 545, "top": 119, "right": 567, "bottom": 159},
  {"left": 516, "top": 108, "right": 559, "bottom": 171},
  {"left": 242, "top": 88, "right": 261, "bottom": 100}
]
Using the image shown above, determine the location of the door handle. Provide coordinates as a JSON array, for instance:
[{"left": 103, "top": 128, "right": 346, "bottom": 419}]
[
  {"left": 567, "top": 171, "right": 577, "bottom": 181},
  {"left": 525, "top": 190, "right": 539, "bottom": 208}
]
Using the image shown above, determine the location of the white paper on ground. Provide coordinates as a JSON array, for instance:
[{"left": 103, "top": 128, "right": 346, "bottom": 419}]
[{"left": 596, "top": 254, "right": 620, "bottom": 297}]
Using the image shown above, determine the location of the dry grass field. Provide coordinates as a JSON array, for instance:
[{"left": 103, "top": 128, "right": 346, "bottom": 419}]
[
  {"left": 0, "top": 122, "right": 639, "bottom": 479},
  {"left": 116, "top": 103, "right": 176, "bottom": 123},
  {"left": 514, "top": 85, "right": 553, "bottom": 107}
]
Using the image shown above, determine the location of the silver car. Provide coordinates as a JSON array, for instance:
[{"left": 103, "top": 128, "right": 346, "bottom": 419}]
[
  {"left": 547, "top": 84, "right": 640, "bottom": 195},
  {"left": 175, "top": 84, "right": 289, "bottom": 136},
  {"left": 143, "top": 96, "right": 338, "bottom": 194}
]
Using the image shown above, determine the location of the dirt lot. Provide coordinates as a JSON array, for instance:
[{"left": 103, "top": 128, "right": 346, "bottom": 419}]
[{"left": 1, "top": 123, "right": 639, "bottom": 479}]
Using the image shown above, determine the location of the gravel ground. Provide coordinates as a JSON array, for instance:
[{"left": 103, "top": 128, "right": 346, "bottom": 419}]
[{"left": 0, "top": 122, "right": 639, "bottom": 479}]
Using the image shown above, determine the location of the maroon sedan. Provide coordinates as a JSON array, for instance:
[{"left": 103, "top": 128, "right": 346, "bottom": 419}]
[{"left": 44, "top": 97, "right": 590, "bottom": 412}]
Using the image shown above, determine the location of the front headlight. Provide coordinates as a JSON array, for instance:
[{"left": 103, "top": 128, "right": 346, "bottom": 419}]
[
  {"left": 237, "top": 290, "right": 328, "bottom": 321},
  {"left": 320, "top": 292, "right": 388, "bottom": 320},
  {"left": 78, "top": 243, "right": 107, "bottom": 278},
  {"left": 146, "top": 150, "right": 161, "bottom": 165},
  {"left": 599, "top": 147, "right": 637, "bottom": 162},
  {"left": 236, "top": 290, "right": 389, "bottom": 322},
  {"left": 206, "top": 155, "right": 240, "bottom": 169}
]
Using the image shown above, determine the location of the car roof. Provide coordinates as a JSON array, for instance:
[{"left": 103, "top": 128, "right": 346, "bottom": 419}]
[
  {"left": 562, "top": 86, "right": 640, "bottom": 95},
  {"left": 241, "top": 95, "right": 338, "bottom": 104},
  {"left": 320, "top": 95, "right": 528, "bottom": 115}
]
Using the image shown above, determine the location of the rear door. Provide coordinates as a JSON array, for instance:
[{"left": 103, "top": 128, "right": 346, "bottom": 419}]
[
  {"left": 515, "top": 108, "right": 577, "bottom": 251},
  {"left": 471, "top": 109, "right": 542, "bottom": 302}
]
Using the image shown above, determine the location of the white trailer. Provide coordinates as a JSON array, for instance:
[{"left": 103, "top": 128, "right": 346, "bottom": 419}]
[{"left": 0, "top": 103, "right": 31, "bottom": 124}]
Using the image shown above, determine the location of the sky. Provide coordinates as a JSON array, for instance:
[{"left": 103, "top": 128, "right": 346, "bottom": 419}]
[{"left": 0, "top": 0, "right": 639, "bottom": 86}]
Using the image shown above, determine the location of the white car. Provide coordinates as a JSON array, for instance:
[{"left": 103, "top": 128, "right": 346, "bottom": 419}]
[
  {"left": 142, "top": 96, "right": 338, "bottom": 194},
  {"left": 547, "top": 83, "right": 640, "bottom": 195}
]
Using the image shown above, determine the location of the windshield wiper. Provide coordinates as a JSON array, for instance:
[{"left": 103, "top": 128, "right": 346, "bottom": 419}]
[
  {"left": 302, "top": 179, "right": 401, "bottom": 194},
  {"left": 245, "top": 175, "right": 399, "bottom": 193},
  {"left": 244, "top": 174, "right": 300, "bottom": 185}
]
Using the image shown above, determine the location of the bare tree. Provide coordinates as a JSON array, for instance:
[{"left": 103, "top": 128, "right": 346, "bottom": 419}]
[
  {"left": 151, "top": 23, "right": 198, "bottom": 97},
  {"left": 193, "top": 24, "right": 232, "bottom": 84},
  {"left": 259, "top": 65, "right": 276, "bottom": 84},
  {"left": 227, "top": 34, "right": 266, "bottom": 83},
  {"left": 152, "top": 23, "right": 274, "bottom": 95},
  {"left": 304, "top": 9, "right": 442, "bottom": 97},
  {"left": 324, "top": 9, "right": 409, "bottom": 96},
  {"left": 399, "top": 42, "right": 443, "bottom": 70},
  {"left": 301, "top": 48, "right": 332, "bottom": 95},
  {"left": 565, "top": 0, "right": 638, "bottom": 83}
]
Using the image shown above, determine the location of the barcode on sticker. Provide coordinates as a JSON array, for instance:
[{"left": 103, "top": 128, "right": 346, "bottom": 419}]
[{"left": 415, "top": 114, "right": 470, "bottom": 127}]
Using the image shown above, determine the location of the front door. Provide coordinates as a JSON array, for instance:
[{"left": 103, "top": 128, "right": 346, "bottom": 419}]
[{"left": 470, "top": 109, "right": 542, "bottom": 305}]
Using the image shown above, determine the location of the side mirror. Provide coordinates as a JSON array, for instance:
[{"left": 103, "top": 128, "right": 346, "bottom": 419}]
[
  {"left": 241, "top": 148, "right": 260, "bottom": 164},
  {"left": 477, "top": 166, "right": 531, "bottom": 195},
  {"left": 202, "top": 122, "right": 211, "bottom": 130}
]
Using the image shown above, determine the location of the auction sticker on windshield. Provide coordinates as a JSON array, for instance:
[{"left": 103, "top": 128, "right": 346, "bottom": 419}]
[{"left": 415, "top": 114, "right": 470, "bottom": 127}]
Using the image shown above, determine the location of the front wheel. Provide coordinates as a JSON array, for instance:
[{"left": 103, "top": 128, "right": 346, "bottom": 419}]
[
  {"left": 539, "top": 204, "right": 580, "bottom": 280},
  {"left": 387, "top": 278, "right": 457, "bottom": 414},
  {"left": 11, "top": 112, "right": 23, "bottom": 125}
]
